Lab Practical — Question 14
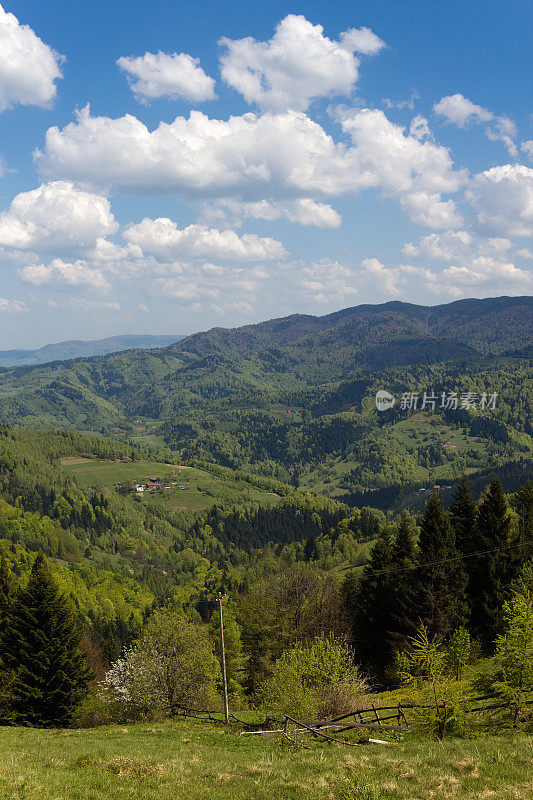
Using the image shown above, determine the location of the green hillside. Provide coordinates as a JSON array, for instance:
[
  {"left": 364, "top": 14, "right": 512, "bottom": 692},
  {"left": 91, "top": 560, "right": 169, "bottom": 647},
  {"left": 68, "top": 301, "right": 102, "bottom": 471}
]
[{"left": 0, "top": 298, "right": 531, "bottom": 502}]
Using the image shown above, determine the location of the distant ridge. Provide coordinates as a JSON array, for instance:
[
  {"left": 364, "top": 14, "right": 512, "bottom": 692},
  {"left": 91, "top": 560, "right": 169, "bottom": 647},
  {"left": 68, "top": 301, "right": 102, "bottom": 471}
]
[{"left": 0, "top": 334, "right": 186, "bottom": 368}]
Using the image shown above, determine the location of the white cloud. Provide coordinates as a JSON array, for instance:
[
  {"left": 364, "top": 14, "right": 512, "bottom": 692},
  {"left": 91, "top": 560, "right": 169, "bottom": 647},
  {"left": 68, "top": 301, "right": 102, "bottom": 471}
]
[
  {"left": 399, "top": 192, "right": 464, "bottom": 229},
  {"left": 0, "top": 4, "right": 63, "bottom": 112},
  {"left": 467, "top": 164, "right": 533, "bottom": 237},
  {"left": 409, "top": 115, "right": 432, "bottom": 142},
  {"left": 433, "top": 94, "right": 518, "bottom": 157},
  {"left": 403, "top": 230, "right": 473, "bottom": 261},
  {"left": 123, "top": 217, "right": 286, "bottom": 261},
  {"left": 36, "top": 106, "right": 463, "bottom": 212},
  {"left": 441, "top": 256, "right": 532, "bottom": 290},
  {"left": 338, "top": 108, "right": 464, "bottom": 196},
  {"left": 0, "top": 181, "right": 117, "bottom": 255},
  {"left": 20, "top": 258, "right": 110, "bottom": 291},
  {"left": 117, "top": 51, "right": 216, "bottom": 103},
  {"left": 520, "top": 140, "right": 533, "bottom": 161},
  {"left": 361, "top": 257, "right": 405, "bottom": 295},
  {"left": 433, "top": 94, "right": 493, "bottom": 127},
  {"left": 219, "top": 14, "right": 385, "bottom": 111},
  {"left": 205, "top": 198, "right": 341, "bottom": 228},
  {"left": 485, "top": 116, "right": 518, "bottom": 158},
  {"left": 0, "top": 296, "right": 27, "bottom": 313}
]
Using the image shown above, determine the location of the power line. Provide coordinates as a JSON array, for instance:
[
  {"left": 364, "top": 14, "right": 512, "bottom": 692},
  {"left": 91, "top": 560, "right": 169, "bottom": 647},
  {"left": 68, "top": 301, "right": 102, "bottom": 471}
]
[{"left": 337, "top": 540, "right": 523, "bottom": 577}]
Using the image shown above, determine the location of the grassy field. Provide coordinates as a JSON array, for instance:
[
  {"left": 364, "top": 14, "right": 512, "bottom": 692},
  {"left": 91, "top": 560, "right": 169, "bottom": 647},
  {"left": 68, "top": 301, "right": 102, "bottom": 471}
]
[
  {"left": 61, "top": 458, "right": 280, "bottom": 513},
  {"left": 0, "top": 720, "right": 531, "bottom": 800}
]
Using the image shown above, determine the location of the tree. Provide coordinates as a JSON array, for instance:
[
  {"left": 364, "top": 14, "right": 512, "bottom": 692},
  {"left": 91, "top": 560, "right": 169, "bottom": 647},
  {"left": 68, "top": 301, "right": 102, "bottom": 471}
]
[
  {"left": 445, "top": 627, "right": 471, "bottom": 681},
  {"left": 513, "top": 480, "right": 533, "bottom": 562},
  {"left": 412, "top": 495, "right": 467, "bottom": 640},
  {"left": 449, "top": 475, "right": 477, "bottom": 556},
  {"left": 261, "top": 634, "right": 366, "bottom": 720},
  {"left": 1, "top": 551, "right": 91, "bottom": 727},
  {"left": 349, "top": 527, "right": 394, "bottom": 681},
  {"left": 468, "top": 478, "right": 515, "bottom": 647},
  {"left": 103, "top": 609, "right": 221, "bottom": 715},
  {"left": 0, "top": 554, "right": 15, "bottom": 724},
  {"left": 477, "top": 590, "right": 533, "bottom": 724}
]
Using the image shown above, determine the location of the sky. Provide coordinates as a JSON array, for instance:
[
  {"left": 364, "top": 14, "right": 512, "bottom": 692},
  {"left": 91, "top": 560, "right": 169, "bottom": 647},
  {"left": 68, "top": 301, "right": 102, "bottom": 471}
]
[{"left": 0, "top": 0, "right": 532, "bottom": 349}]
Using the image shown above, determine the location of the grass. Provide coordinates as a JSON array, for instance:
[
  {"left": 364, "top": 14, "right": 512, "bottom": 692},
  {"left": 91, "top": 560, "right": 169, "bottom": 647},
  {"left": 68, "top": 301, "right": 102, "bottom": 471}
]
[
  {"left": 61, "top": 458, "right": 281, "bottom": 513},
  {"left": 0, "top": 720, "right": 531, "bottom": 800}
]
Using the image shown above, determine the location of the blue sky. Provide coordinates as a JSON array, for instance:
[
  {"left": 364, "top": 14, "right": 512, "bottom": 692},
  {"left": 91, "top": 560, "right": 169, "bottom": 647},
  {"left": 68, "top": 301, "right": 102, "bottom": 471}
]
[{"left": 0, "top": 0, "right": 531, "bottom": 348}]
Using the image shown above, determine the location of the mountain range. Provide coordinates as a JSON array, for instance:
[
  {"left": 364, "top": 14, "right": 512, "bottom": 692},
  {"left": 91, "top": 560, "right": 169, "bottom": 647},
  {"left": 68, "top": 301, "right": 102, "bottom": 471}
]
[
  {"left": 0, "top": 296, "right": 530, "bottom": 505},
  {"left": 0, "top": 334, "right": 185, "bottom": 368}
]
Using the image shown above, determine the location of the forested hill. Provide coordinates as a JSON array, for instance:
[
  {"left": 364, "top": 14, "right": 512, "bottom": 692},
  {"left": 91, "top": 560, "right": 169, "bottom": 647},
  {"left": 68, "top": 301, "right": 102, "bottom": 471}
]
[
  {"left": 0, "top": 296, "right": 531, "bottom": 503},
  {"left": 0, "top": 333, "right": 185, "bottom": 367}
]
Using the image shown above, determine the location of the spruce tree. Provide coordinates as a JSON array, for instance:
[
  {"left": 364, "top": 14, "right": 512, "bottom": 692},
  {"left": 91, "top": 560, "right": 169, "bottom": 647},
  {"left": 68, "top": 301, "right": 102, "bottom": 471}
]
[
  {"left": 1, "top": 552, "right": 91, "bottom": 727},
  {"left": 0, "top": 554, "right": 15, "bottom": 724},
  {"left": 413, "top": 494, "right": 467, "bottom": 640},
  {"left": 514, "top": 480, "right": 533, "bottom": 562},
  {"left": 389, "top": 512, "right": 418, "bottom": 652},
  {"left": 468, "top": 477, "right": 515, "bottom": 648},
  {"left": 449, "top": 475, "right": 478, "bottom": 556},
  {"left": 350, "top": 527, "right": 394, "bottom": 682}
]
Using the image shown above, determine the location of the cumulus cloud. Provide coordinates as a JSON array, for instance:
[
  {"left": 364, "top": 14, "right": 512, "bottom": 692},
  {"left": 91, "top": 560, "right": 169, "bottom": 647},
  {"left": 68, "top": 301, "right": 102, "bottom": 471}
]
[
  {"left": 361, "top": 257, "right": 405, "bottom": 295},
  {"left": 0, "top": 181, "right": 117, "bottom": 256},
  {"left": 399, "top": 192, "right": 464, "bottom": 229},
  {"left": 219, "top": 15, "right": 385, "bottom": 112},
  {"left": 433, "top": 94, "right": 493, "bottom": 127},
  {"left": 117, "top": 51, "right": 216, "bottom": 103},
  {"left": 35, "top": 105, "right": 463, "bottom": 216},
  {"left": 205, "top": 198, "right": 342, "bottom": 228},
  {"left": 20, "top": 258, "right": 111, "bottom": 291},
  {"left": 402, "top": 230, "right": 473, "bottom": 261},
  {"left": 0, "top": 4, "right": 63, "bottom": 112},
  {"left": 123, "top": 217, "right": 286, "bottom": 261},
  {"left": 433, "top": 94, "right": 517, "bottom": 157},
  {"left": 467, "top": 164, "right": 533, "bottom": 237},
  {"left": 0, "top": 296, "right": 27, "bottom": 313}
]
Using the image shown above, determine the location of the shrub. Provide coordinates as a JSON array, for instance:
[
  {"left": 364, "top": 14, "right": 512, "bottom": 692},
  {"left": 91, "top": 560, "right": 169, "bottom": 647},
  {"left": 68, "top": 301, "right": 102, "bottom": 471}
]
[{"left": 261, "top": 634, "right": 366, "bottom": 720}]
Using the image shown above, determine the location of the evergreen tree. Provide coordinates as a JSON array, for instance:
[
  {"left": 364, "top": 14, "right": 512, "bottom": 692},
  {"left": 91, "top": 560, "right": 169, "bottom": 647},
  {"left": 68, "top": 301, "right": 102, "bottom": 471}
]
[
  {"left": 0, "top": 553, "right": 15, "bottom": 724},
  {"left": 513, "top": 480, "right": 533, "bottom": 562},
  {"left": 468, "top": 477, "right": 515, "bottom": 648},
  {"left": 1, "top": 552, "right": 91, "bottom": 727},
  {"left": 449, "top": 475, "right": 478, "bottom": 556},
  {"left": 413, "top": 494, "right": 467, "bottom": 641},
  {"left": 350, "top": 527, "right": 394, "bottom": 682},
  {"left": 388, "top": 512, "right": 418, "bottom": 653}
]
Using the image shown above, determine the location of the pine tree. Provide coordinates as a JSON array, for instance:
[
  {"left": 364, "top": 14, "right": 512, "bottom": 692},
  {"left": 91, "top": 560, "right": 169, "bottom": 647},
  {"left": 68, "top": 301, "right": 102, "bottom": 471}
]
[
  {"left": 468, "top": 477, "right": 515, "bottom": 648},
  {"left": 389, "top": 512, "right": 418, "bottom": 652},
  {"left": 514, "top": 480, "right": 533, "bottom": 562},
  {"left": 1, "top": 552, "right": 91, "bottom": 727},
  {"left": 350, "top": 527, "right": 394, "bottom": 682},
  {"left": 449, "top": 475, "right": 478, "bottom": 556},
  {"left": 0, "top": 553, "right": 15, "bottom": 724},
  {"left": 413, "top": 494, "right": 467, "bottom": 640}
]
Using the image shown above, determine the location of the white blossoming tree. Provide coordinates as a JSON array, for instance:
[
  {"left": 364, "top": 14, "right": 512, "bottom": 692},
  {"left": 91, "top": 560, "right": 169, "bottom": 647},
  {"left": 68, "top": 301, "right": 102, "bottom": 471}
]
[{"left": 102, "top": 609, "right": 221, "bottom": 715}]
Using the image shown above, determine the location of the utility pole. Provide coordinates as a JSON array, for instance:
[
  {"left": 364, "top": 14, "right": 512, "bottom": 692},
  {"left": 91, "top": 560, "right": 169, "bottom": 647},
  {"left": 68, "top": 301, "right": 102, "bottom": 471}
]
[{"left": 217, "top": 592, "right": 229, "bottom": 724}]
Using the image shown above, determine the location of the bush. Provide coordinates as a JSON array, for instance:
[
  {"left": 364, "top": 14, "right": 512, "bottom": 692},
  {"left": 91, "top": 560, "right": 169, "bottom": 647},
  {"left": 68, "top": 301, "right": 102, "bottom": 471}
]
[{"left": 261, "top": 634, "right": 366, "bottom": 720}]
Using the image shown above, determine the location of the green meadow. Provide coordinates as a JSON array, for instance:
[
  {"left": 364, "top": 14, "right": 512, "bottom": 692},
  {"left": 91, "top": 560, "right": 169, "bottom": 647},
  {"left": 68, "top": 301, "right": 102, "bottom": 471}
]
[
  {"left": 61, "top": 457, "right": 281, "bottom": 513},
  {"left": 0, "top": 720, "right": 531, "bottom": 800}
]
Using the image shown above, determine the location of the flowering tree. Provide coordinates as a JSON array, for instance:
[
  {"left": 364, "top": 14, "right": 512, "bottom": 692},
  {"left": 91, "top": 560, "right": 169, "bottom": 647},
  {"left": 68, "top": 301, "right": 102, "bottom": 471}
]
[{"left": 102, "top": 609, "right": 221, "bottom": 715}]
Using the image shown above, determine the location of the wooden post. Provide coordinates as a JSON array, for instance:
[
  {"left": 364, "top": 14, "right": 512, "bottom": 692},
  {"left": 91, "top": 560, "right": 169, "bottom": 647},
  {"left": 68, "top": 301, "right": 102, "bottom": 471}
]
[{"left": 217, "top": 592, "right": 230, "bottom": 724}]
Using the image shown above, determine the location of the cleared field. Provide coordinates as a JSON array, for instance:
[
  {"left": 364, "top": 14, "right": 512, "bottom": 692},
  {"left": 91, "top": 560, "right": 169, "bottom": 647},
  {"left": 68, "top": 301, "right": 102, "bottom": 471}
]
[
  {"left": 0, "top": 720, "right": 531, "bottom": 800},
  {"left": 61, "top": 458, "right": 280, "bottom": 513}
]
